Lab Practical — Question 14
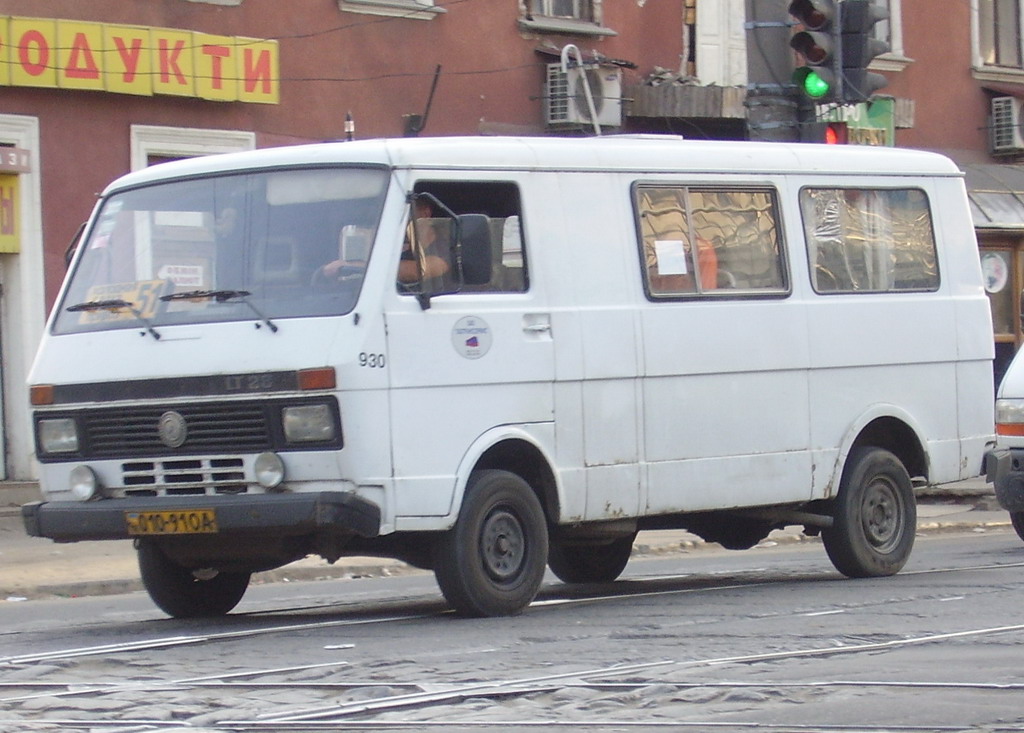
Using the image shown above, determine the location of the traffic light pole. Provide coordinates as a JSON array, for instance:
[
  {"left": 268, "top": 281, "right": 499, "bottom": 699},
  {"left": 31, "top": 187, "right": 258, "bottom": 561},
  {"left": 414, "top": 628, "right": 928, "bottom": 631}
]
[{"left": 744, "top": 0, "right": 802, "bottom": 142}]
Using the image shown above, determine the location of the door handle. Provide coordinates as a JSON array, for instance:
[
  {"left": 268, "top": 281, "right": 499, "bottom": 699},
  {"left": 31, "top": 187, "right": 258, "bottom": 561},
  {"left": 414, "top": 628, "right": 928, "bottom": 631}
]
[{"left": 523, "top": 314, "right": 552, "bottom": 338}]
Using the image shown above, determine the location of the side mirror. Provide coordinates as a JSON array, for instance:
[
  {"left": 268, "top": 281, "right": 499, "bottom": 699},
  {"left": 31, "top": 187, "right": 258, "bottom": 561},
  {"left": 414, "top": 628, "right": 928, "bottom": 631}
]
[{"left": 457, "top": 214, "right": 492, "bottom": 286}]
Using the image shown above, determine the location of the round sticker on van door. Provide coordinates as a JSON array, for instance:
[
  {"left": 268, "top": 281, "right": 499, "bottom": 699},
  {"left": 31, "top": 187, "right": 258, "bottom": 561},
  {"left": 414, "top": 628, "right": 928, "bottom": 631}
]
[{"left": 452, "top": 316, "right": 492, "bottom": 359}]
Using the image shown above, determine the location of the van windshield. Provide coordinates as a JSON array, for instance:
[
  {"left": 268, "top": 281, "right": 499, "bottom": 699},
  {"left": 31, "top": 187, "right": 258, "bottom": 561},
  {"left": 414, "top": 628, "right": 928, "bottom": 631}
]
[{"left": 53, "top": 166, "right": 389, "bottom": 335}]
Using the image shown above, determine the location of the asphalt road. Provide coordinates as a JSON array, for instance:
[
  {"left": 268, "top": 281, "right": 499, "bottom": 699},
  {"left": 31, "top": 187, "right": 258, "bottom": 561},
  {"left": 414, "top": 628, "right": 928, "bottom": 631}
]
[{"left": 2, "top": 526, "right": 1023, "bottom": 731}]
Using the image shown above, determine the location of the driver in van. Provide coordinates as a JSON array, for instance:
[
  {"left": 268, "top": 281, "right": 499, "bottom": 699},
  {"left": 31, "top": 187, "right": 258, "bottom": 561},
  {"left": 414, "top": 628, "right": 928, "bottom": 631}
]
[{"left": 398, "top": 198, "right": 450, "bottom": 284}]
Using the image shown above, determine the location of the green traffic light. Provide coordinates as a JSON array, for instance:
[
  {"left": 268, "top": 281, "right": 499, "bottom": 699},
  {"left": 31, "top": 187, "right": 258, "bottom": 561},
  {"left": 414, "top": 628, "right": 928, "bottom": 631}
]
[
  {"left": 793, "top": 67, "right": 831, "bottom": 99},
  {"left": 804, "top": 71, "right": 830, "bottom": 98}
]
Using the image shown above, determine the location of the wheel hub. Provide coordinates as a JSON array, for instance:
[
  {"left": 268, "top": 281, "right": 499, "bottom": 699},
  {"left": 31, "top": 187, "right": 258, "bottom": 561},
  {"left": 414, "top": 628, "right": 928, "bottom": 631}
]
[
  {"left": 862, "top": 478, "right": 901, "bottom": 551},
  {"left": 481, "top": 509, "right": 524, "bottom": 582}
]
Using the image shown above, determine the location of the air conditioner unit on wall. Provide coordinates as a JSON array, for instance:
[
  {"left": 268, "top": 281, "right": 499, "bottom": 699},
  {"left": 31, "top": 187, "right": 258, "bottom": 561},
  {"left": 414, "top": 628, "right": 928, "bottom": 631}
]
[
  {"left": 991, "top": 97, "right": 1024, "bottom": 154},
  {"left": 544, "top": 63, "right": 622, "bottom": 128}
]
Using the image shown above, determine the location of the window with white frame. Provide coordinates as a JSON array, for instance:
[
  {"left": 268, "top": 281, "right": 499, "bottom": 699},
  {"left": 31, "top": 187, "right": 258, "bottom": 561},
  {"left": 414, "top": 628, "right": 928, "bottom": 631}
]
[
  {"left": 868, "top": 0, "right": 910, "bottom": 71},
  {"left": 979, "top": 0, "right": 1023, "bottom": 68},
  {"left": 337, "top": 0, "right": 444, "bottom": 20},
  {"left": 130, "top": 125, "right": 255, "bottom": 172},
  {"left": 531, "top": 0, "right": 594, "bottom": 22},
  {"left": 520, "top": 0, "right": 613, "bottom": 36}
]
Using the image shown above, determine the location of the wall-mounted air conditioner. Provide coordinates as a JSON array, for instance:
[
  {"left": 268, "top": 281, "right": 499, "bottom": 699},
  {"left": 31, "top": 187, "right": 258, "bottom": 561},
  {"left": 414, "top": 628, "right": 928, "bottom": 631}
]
[
  {"left": 991, "top": 96, "right": 1024, "bottom": 154},
  {"left": 544, "top": 63, "right": 622, "bottom": 128}
]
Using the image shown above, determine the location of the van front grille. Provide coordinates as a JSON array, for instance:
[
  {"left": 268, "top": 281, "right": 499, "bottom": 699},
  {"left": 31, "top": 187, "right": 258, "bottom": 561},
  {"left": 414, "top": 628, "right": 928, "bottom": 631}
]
[{"left": 85, "top": 404, "right": 271, "bottom": 458}]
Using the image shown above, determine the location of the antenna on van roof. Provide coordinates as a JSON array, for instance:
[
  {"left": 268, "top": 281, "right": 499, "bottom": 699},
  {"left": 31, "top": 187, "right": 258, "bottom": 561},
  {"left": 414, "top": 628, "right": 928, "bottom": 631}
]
[
  {"left": 403, "top": 65, "right": 442, "bottom": 137},
  {"left": 560, "top": 44, "right": 602, "bottom": 137}
]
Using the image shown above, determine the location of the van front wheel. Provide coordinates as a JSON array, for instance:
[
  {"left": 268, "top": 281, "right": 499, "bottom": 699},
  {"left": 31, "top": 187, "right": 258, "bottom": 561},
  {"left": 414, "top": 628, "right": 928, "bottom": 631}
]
[
  {"left": 822, "top": 447, "right": 916, "bottom": 578},
  {"left": 137, "top": 540, "right": 251, "bottom": 618},
  {"left": 434, "top": 470, "right": 548, "bottom": 617}
]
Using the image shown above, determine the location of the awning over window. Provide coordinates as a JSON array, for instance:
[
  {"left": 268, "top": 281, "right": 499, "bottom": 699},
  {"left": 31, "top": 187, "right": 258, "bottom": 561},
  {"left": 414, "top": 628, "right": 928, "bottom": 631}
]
[{"left": 962, "top": 163, "right": 1024, "bottom": 230}]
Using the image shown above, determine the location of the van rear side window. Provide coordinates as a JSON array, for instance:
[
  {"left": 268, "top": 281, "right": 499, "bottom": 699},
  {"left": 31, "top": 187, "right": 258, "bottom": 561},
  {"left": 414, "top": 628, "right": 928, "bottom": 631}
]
[
  {"left": 635, "top": 186, "right": 788, "bottom": 298},
  {"left": 800, "top": 188, "right": 939, "bottom": 294}
]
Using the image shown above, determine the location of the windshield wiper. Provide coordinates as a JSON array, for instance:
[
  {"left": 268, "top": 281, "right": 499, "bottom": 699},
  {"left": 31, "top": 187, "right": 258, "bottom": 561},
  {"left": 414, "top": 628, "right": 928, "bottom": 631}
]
[
  {"left": 66, "top": 299, "right": 162, "bottom": 341},
  {"left": 160, "top": 289, "right": 279, "bottom": 333}
]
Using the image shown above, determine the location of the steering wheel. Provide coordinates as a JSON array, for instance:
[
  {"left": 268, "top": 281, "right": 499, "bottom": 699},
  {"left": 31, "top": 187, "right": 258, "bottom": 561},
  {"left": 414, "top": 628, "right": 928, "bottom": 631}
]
[{"left": 310, "top": 263, "right": 364, "bottom": 288}]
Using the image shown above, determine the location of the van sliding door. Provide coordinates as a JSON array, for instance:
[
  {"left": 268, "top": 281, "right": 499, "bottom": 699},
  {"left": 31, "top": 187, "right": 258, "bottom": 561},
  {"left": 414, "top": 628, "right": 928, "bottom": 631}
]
[{"left": 634, "top": 184, "right": 813, "bottom": 512}]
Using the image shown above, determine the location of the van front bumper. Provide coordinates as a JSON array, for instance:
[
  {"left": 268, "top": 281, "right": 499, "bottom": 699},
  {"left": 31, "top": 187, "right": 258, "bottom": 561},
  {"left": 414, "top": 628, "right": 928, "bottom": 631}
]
[
  {"left": 22, "top": 491, "right": 381, "bottom": 543},
  {"left": 987, "top": 448, "right": 1024, "bottom": 513}
]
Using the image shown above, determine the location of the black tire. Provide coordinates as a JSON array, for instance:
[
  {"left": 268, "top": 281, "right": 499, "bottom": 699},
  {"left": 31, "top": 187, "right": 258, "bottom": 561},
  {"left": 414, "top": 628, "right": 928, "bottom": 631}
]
[
  {"left": 822, "top": 446, "right": 916, "bottom": 578},
  {"left": 137, "top": 540, "right": 251, "bottom": 618},
  {"left": 1011, "top": 512, "right": 1024, "bottom": 543},
  {"left": 433, "top": 470, "right": 548, "bottom": 617},
  {"left": 548, "top": 533, "right": 636, "bottom": 584}
]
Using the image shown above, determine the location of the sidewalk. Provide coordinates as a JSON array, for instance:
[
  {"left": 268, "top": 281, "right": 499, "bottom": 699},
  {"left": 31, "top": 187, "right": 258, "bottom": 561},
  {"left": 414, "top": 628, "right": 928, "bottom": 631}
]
[{"left": 0, "top": 479, "right": 1012, "bottom": 602}]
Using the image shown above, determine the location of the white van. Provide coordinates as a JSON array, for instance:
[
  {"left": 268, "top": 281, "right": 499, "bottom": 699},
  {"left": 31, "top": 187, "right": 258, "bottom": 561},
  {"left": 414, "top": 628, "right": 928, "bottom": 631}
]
[{"left": 22, "top": 136, "right": 995, "bottom": 618}]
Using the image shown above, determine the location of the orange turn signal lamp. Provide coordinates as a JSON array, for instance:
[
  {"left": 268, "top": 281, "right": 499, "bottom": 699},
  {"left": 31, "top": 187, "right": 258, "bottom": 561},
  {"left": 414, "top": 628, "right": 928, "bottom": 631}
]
[
  {"left": 298, "top": 367, "right": 336, "bottom": 391},
  {"left": 30, "top": 384, "right": 54, "bottom": 406}
]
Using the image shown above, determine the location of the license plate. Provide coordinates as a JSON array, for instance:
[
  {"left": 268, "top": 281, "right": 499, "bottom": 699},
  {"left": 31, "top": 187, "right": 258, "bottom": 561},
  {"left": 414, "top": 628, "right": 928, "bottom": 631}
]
[{"left": 125, "top": 509, "right": 218, "bottom": 535}]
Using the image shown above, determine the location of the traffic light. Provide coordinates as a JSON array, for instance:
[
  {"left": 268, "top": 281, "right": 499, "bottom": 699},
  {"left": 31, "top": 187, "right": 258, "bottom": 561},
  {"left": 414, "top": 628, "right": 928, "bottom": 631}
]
[
  {"left": 840, "top": 0, "right": 889, "bottom": 102},
  {"left": 789, "top": 0, "right": 840, "bottom": 103},
  {"left": 825, "top": 121, "right": 848, "bottom": 143},
  {"left": 799, "top": 120, "right": 848, "bottom": 143}
]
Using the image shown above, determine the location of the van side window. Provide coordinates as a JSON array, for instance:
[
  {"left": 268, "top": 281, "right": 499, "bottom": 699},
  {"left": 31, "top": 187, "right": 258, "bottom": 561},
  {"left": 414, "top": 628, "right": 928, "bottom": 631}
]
[
  {"left": 405, "top": 180, "right": 528, "bottom": 293},
  {"left": 800, "top": 188, "right": 939, "bottom": 293},
  {"left": 635, "top": 186, "right": 787, "bottom": 298}
]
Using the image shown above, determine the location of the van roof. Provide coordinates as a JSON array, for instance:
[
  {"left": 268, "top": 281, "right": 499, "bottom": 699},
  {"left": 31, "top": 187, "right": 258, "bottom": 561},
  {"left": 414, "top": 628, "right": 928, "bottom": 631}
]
[{"left": 108, "top": 136, "right": 962, "bottom": 193}]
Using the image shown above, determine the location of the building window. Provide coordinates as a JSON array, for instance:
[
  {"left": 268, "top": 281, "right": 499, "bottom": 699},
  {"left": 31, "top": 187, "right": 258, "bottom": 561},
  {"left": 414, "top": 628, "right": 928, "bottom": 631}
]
[
  {"left": 519, "top": 0, "right": 614, "bottom": 36},
  {"left": 337, "top": 0, "right": 444, "bottom": 20},
  {"left": 866, "top": 0, "right": 911, "bottom": 72},
  {"left": 873, "top": 0, "right": 903, "bottom": 56},
  {"left": 531, "top": 0, "right": 593, "bottom": 22},
  {"left": 130, "top": 125, "right": 255, "bottom": 172},
  {"left": 973, "top": 0, "right": 1024, "bottom": 82},
  {"left": 980, "top": 0, "right": 1023, "bottom": 67}
]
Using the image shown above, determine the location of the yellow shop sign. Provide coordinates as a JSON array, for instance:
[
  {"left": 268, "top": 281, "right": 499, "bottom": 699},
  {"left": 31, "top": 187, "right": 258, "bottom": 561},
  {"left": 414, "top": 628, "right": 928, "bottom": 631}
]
[
  {"left": 0, "top": 16, "right": 279, "bottom": 104},
  {"left": 0, "top": 174, "right": 19, "bottom": 254}
]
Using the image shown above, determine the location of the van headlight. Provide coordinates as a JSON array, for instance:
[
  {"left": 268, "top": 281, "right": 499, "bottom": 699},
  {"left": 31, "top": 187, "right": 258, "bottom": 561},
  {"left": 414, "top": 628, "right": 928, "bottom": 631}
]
[
  {"left": 996, "top": 399, "right": 1024, "bottom": 435},
  {"left": 282, "top": 404, "right": 336, "bottom": 443},
  {"left": 38, "top": 418, "right": 80, "bottom": 454}
]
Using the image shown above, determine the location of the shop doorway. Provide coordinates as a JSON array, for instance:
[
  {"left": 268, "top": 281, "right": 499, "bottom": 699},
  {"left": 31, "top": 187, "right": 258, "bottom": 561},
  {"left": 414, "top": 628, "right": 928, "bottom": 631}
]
[{"left": 980, "top": 237, "right": 1024, "bottom": 391}]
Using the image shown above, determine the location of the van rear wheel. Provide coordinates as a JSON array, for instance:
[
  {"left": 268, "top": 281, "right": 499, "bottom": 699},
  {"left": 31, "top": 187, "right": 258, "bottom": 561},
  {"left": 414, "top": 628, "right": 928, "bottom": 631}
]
[
  {"left": 137, "top": 540, "right": 251, "bottom": 618},
  {"left": 434, "top": 470, "right": 548, "bottom": 617},
  {"left": 822, "top": 447, "right": 916, "bottom": 578},
  {"left": 548, "top": 533, "right": 636, "bottom": 584}
]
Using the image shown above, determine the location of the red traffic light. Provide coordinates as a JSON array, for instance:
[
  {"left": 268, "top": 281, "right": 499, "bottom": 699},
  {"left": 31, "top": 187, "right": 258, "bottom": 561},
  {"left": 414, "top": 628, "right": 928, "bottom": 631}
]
[
  {"left": 788, "top": 0, "right": 836, "bottom": 31},
  {"left": 825, "top": 122, "right": 848, "bottom": 144},
  {"left": 790, "top": 30, "right": 835, "bottom": 64}
]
